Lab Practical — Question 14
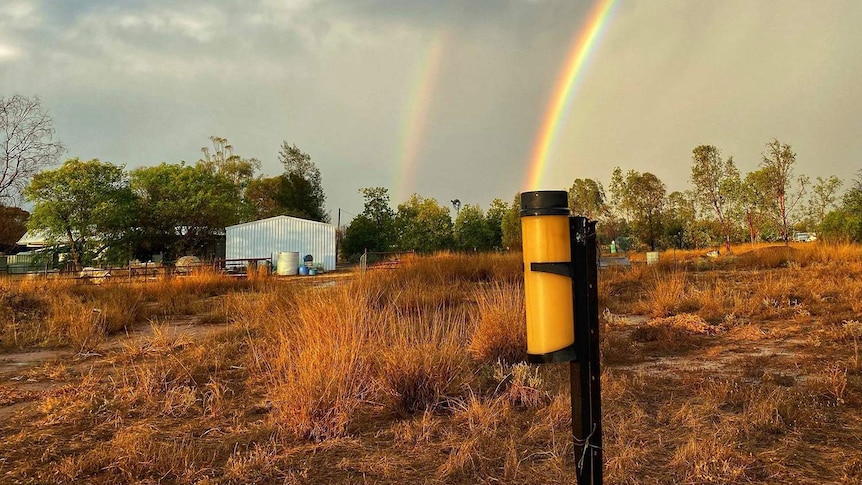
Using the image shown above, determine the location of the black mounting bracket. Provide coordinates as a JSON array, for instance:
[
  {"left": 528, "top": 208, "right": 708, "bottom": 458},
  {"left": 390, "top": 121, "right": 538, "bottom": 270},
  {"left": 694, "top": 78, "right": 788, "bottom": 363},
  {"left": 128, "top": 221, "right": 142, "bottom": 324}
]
[{"left": 530, "top": 262, "right": 572, "bottom": 278}]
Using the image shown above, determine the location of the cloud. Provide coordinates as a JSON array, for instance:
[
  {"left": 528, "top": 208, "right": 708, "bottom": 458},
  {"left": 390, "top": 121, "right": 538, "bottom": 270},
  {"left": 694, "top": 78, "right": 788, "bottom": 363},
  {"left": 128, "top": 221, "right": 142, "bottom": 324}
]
[
  {"left": 0, "top": 44, "right": 23, "bottom": 63},
  {"left": 112, "top": 10, "right": 224, "bottom": 43},
  {"left": 1, "top": 0, "right": 860, "bottom": 218},
  {"left": 0, "top": 1, "right": 40, "bottom": 26}
]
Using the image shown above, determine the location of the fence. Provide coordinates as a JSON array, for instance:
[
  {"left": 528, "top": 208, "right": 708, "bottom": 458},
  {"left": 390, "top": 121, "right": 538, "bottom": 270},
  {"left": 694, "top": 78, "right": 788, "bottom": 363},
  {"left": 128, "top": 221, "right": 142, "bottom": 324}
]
[
  {"left": 0, "top": 253, "right": 61, "bottom": 276},
  {"left": 358, "top": 250, "right": 416, "bottom": 274},
  {"left": 211, "top": 257, "right": 273, "bottom": 274},
  {"left": 0, "top": 257, "right": 273, "bottom": 281}
]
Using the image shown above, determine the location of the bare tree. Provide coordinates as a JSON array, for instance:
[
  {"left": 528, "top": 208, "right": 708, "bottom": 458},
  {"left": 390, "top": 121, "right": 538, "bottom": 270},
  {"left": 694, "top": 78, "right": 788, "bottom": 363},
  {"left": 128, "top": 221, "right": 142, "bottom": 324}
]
[{"left": 0, "top": 94, "right": 65, "bottom": 200}]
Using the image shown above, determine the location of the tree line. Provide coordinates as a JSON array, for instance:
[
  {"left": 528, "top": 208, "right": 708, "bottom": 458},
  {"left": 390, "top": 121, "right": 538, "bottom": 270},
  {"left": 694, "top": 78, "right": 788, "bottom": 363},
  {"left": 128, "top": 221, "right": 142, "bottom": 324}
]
[
  {"left": 340, "top": 139, "right": 860, "bottom": 259},
  {"left": 589, "top": 140, "right": 856, "bottom": 252},
  {"left": 340, "top": 188, "right": 509, "bottom": 259},
  {"left": 3, "top": 94, "right": 862, "bottom": 266}
]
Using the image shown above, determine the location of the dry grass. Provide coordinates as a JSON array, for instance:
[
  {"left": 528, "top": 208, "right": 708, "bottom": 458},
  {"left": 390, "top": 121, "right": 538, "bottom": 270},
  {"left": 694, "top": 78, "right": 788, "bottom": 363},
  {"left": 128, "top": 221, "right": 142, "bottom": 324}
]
[
  {"left": 468, "top": 282, "right": 526, "bottom": 364},
  {"left": 631, "top": 313, "right": 721, "bottom": 352},
  {"left": 1, "top": 244, "right": 862, "bottom": 483},
  {"left": 0, "top": 269, "right": 261, "bottom": 350}
]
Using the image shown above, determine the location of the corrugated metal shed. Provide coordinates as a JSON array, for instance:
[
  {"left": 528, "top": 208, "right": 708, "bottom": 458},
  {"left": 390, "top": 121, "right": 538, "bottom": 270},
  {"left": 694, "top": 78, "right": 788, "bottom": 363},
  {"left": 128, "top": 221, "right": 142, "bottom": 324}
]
[{"left": 225, "top": 216, "right": 336, "bottom": 271}]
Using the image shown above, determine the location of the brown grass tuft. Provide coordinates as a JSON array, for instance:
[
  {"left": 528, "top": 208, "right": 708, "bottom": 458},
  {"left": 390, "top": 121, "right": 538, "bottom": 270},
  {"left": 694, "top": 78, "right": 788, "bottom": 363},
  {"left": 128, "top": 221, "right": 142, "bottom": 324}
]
[
  {"left": 469, "top": 282, "right": 526, "bottom": 364},
  {"left": 631, "top": 313, "right": 718, "bottom": 348}
]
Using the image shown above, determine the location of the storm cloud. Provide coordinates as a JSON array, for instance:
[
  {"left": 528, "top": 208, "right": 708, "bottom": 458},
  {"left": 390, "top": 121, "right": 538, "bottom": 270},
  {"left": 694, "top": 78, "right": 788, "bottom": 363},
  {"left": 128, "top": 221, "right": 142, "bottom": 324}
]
[{"left": 1, "top": 0, "right": 859, "bottom": 217}]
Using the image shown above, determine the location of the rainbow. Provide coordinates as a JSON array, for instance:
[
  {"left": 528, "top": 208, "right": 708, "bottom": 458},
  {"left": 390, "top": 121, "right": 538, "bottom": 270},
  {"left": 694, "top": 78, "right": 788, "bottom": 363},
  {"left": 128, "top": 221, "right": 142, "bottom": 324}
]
[
  {"left": 524, "top": 0, "right": 617, "bottom": 190},
  {"left": 395, "top": 32, "right": 447, "bottom": 203}
]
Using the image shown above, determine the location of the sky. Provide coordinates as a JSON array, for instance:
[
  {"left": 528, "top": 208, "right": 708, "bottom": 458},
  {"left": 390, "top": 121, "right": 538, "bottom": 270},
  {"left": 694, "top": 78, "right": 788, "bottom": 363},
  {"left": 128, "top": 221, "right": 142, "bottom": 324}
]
[{"left": 2, "top": 0, "right": 860, "bottom": 222}]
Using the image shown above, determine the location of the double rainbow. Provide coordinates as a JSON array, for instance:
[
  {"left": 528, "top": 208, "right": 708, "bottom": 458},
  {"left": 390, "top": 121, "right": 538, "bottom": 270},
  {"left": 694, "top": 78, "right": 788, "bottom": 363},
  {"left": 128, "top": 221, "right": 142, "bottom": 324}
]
[
  {"left": 392, "top": 1, "right": 615, "bottom": 199},
  {"left": 524, "top": 0, "right": 617, "bottom": 190}
]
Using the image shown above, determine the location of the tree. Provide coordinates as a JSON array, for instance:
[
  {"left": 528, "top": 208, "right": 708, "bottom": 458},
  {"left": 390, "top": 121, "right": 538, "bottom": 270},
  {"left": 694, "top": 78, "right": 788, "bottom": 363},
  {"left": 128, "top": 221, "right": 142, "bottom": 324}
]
[
  {"left": 501, "top": 193, "right": 522, "bottom": 251},
  {"left": 453, "top": 204, "right": 490, "bottom": 251},
  {"left": 244, "top": 176, "right": 283, "bottom": 220},
  {"left": 395, "top": 194, "right": 453, "bottom": 253},
  {"left": 567, "top": 178, "right": 606, "bottom": 219},
  {"left": 277, "top": 142, "right": 327, "bottom": 222},
  {"left": 131, "top": 163, "right": 245, "bottom": 259},
  {"left": 597, "top": 214, "right": 629, "bottom": 247},
  {"left": 609, "top": 167, "right": 666, "bottom": 251},
  {"left": 342, "top": 187, "right": 396, "bottom": 257},
  {"left": 25, "top": 158, "right": 135, "bottom": 270},
  {"left": 199, "top": 136, "right": 260, "bottom": 189},
  {"left": 760, "top": 139, "right": 809, "bottom": 244},
  {"left": 484, "top": 198, "right": 508, "bottom": 250},
  {"left": 342, "top": 216, "right": 378, "bottom": 259},
  {"left": 738, "top": 169, "right": 775, "bottom": 244},
  {"left": 690, "top": 145, "right": 740, "bottom": 252},
  {"left": 1, "top": 94, "right": 65, "bottom": 201},
  {"left": 0, "top": 204, "right": 28, "bottom": 253},
  {"left": 663, "top": 190, "right": 701, "bottom": 249},
  {"left": 820, "top": 171, "right": 862, "bottom": 242},
  {"left": 806, "top": 175, "right": 842, "bottom": 228}
]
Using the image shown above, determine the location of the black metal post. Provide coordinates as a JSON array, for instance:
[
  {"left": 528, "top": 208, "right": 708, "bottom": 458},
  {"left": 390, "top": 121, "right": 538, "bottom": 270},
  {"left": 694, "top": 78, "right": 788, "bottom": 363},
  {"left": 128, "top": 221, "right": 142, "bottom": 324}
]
[{"left": 570, "top": 217, "right": 603, "bottom": 485}]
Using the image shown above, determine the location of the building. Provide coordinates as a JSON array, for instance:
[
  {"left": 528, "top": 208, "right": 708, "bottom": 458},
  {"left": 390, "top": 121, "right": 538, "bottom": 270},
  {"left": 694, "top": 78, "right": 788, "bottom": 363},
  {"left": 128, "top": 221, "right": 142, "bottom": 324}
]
[
  {"left": 225, "top": 215, "right": 336, "bottom": 271},
  {"left": 16, "top": 230, "right": 51, "bottom": 250}
]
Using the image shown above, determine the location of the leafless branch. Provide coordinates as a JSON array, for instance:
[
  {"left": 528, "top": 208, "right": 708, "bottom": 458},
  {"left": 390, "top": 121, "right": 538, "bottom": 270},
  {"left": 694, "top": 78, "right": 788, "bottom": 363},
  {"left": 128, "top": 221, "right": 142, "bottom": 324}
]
[{"left": 0, "top": 94, "right": 65, "bottom": 201}]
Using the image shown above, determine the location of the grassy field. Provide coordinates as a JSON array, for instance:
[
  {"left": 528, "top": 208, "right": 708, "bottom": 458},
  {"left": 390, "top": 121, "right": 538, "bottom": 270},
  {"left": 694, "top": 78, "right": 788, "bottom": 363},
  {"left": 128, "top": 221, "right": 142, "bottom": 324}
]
[{"left": 1, "top": 245, "right": 861, "bottom": 484}]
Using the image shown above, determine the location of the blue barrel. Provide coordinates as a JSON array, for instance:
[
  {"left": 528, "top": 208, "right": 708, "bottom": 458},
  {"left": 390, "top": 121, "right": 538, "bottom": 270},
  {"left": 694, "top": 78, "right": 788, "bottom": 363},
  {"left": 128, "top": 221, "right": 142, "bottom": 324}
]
[{"left": 298, "top": 265, "right": 309, "bottom": 276}]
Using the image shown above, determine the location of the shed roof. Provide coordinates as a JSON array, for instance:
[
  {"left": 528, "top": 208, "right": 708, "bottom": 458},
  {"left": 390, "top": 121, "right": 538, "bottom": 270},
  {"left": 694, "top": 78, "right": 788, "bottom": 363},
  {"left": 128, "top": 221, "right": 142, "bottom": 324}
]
[
  {"left": 16, "top": 230, "right": 51, "bottom": 248},
  {"left": 226, "top": 215, "right": 335, "bottom": 230}
]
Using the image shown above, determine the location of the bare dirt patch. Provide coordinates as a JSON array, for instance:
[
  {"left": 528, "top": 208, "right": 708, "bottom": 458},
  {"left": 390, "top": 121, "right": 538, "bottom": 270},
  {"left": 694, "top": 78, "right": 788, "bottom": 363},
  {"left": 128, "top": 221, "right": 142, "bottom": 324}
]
[{"left": 0, "top": 349, "right": 68, "bottom": 374}]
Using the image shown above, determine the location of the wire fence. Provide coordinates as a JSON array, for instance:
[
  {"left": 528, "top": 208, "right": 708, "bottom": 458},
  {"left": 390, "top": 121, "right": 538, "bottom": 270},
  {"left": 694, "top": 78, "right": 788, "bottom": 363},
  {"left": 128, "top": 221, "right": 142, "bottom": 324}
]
[
  {"left": 358, "top": 250, "right": 416, "bottom": 274},
  {"left": 0, "top": 257, "right": 273, "bottom": 282}
]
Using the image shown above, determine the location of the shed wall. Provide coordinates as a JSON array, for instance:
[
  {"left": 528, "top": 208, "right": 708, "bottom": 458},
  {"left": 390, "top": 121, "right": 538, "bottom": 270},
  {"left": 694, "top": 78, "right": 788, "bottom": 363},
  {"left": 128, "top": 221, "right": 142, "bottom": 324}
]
[{"left": 225, "top": 216, "right": 336, "bottom": 271}]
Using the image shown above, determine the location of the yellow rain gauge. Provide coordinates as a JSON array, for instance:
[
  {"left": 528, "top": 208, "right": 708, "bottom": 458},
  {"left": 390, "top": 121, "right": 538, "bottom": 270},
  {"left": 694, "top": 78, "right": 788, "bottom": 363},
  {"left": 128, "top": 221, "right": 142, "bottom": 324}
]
[{"left": 520, "top": 190, "right": 603, "bottom": 484}]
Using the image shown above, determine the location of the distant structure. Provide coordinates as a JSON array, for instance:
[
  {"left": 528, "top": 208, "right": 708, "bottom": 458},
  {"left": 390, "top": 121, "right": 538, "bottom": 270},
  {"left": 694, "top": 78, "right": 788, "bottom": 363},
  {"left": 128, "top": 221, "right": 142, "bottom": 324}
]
[
  {"left": 225, "top": 215, "right": 336, "bottom": 271},
  {"left": 451, "top": 199, "right": 461, "bottom": 215},
  {"left": 15, "top": 230, "right": 51, "bottom": 250}
]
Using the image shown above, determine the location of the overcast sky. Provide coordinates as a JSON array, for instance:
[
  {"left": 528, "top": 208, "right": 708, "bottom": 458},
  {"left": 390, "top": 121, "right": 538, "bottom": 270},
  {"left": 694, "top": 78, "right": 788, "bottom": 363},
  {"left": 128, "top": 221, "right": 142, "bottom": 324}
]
[{"left": 2, "top": 0, "right": 860, "bottom": 221}]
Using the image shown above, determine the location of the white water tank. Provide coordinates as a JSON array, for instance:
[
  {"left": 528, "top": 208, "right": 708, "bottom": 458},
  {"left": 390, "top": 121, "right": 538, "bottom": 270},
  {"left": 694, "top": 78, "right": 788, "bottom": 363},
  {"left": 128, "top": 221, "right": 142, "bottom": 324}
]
[{"left": 277, "top": 252, "right": 300, "bottom": 276}]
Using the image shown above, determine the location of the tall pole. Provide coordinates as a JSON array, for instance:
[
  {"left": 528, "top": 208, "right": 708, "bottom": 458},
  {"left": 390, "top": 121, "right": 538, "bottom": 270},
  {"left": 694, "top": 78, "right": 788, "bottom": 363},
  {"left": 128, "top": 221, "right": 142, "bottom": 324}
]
[{"left": 336, "top": 208, "right": 341, "bottom": 265}]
